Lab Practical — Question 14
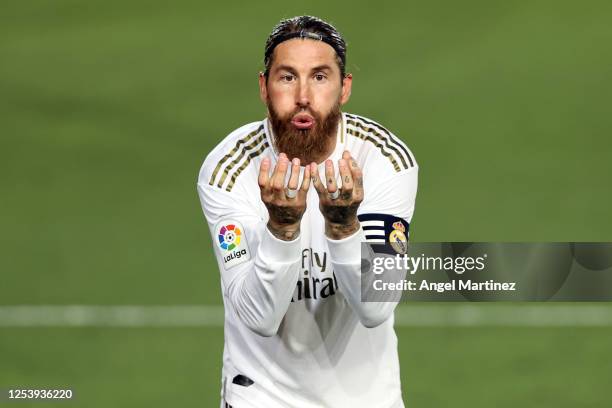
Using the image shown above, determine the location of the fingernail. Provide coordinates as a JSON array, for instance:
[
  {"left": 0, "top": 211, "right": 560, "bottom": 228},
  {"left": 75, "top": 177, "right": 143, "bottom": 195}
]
[{"left": 293, "top": 158, "right": 300, "bottom": 166}]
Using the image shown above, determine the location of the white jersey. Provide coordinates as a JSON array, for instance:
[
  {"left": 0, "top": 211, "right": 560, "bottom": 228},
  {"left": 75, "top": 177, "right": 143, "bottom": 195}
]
[{"left": 197, "top": 112, "right": 418, "bottom": 408}]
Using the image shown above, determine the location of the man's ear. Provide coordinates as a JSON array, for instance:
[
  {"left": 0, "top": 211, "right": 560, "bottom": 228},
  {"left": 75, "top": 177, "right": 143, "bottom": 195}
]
[
  {"left": 258, "top": 72, "right": 268, "bottom": 104},
  {"left": 340, "top": 73, "right": 353, "bottom": 105}
]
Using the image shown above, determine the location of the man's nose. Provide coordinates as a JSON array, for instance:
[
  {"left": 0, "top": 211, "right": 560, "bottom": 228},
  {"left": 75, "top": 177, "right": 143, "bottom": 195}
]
[{"left": 296, "top": 79, "right": 310, "bottom": 107}]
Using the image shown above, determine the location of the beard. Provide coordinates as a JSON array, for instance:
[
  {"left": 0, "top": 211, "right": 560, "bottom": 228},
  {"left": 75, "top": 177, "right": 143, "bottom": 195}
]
[{"left": 267, "top": 99, "right": 341, "bottom": 164}]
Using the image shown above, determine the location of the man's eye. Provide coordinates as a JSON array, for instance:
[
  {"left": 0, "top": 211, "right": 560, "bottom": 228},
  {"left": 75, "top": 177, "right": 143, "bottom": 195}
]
[
  {"left": 281, "top": 74, "right": 295, "bottom": 82},
  {"left": 314, "top": 74, "right": 327, "bottom": 81}
]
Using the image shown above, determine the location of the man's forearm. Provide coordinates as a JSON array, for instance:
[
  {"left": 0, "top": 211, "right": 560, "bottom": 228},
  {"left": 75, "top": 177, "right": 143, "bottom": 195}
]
[
  {"left": 227, "top": 226, "right": 301, "bottom": 337},
  {"left": 326, "top": 227, "right": 401, "bottom": 328}
]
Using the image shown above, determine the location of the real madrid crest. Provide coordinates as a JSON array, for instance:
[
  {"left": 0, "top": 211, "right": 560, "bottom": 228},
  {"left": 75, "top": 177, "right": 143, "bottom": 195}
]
[{"left": 389, "top": 221, "right": 408, "bottom": 254}]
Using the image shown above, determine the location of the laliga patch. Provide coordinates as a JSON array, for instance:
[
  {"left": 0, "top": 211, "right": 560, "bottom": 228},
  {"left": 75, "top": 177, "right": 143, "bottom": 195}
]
[
  {"left": 215, "top": 219, "right": 251, "bottom": 270},
  {"left": 358, "top": 213, "right": 410, "bottom": 255}
]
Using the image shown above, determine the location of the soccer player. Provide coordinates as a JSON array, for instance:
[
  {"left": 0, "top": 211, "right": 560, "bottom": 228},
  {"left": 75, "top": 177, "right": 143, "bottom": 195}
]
[{"left": 197, "top": 16, "right": 418, "bottom": 408}]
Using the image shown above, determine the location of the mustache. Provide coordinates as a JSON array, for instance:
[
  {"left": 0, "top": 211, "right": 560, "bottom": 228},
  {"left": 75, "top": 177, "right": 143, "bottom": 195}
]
[{"left": 283, "top": 107, "right": 320, "bottom": 122}]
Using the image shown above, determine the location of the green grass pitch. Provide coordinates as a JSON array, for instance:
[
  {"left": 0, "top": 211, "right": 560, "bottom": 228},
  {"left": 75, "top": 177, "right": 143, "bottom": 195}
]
[{"left": 1, "top": 0, "right": 611, "bottom": 406}]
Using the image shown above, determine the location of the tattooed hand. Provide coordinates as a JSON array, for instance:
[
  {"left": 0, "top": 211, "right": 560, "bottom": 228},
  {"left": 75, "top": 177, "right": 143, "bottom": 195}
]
[
  {"left": 310, "top": 150, "right": 364, "bottom": 240},
  {"left": 259, "top": 153, "right": 311, "bottom": 241}
]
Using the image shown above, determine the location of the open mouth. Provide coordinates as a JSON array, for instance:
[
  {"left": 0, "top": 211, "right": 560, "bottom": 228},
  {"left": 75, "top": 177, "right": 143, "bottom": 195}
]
[{"left": 291, "top": 113, "right": 315, "bottom": 130}]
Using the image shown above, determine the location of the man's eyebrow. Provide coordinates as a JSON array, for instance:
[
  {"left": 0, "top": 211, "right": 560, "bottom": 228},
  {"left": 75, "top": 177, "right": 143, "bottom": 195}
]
[
  {"left": 311, "top": 64, "right": 333, "bottom": 72},
  {"left": 271, "top": 64, "right": 334, "bottom": 74},
  {"left": 273, "top": 65, "right": 298, "bottom": 74}
]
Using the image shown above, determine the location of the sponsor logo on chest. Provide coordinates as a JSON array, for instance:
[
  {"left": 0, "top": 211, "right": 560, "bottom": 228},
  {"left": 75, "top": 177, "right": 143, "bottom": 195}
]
[{"left": 292, "top": 248, "right": 338, "bottom": 302}]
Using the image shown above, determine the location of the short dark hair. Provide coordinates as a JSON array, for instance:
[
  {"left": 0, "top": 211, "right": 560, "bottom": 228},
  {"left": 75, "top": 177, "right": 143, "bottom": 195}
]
[{"left": 263, "top": 16, "right": 347, "bottom": 79}]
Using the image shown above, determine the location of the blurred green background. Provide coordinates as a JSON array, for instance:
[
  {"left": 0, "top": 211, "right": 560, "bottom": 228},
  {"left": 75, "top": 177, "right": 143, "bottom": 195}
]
[{"left": 1, "top": 0, "right": 611, "bottom": 406}]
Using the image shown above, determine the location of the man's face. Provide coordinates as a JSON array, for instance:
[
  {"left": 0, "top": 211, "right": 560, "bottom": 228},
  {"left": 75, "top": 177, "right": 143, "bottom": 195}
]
[{"left": 259, "top": 38, "right": 352, "bottom": 164}]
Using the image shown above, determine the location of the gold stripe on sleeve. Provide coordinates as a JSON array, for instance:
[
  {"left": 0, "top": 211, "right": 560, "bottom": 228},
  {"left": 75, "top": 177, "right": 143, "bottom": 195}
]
[
  {"left": 225, "top": 141, "right": 270, "bottom": 192},
  {"left": 216, "top": 132, "right": 267, "bottom": 188},
  {"left": 208, "top": 125, "right": 264, "bottom": 186},
  {"left": 346, "top": 128, "right": 401, "bottom": 172},
  {"left": 346, "top": 118, "right": 409, "bottom": 170},
  {"left": 346, "top": 114, "right": 414, "bottom": 168}
]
